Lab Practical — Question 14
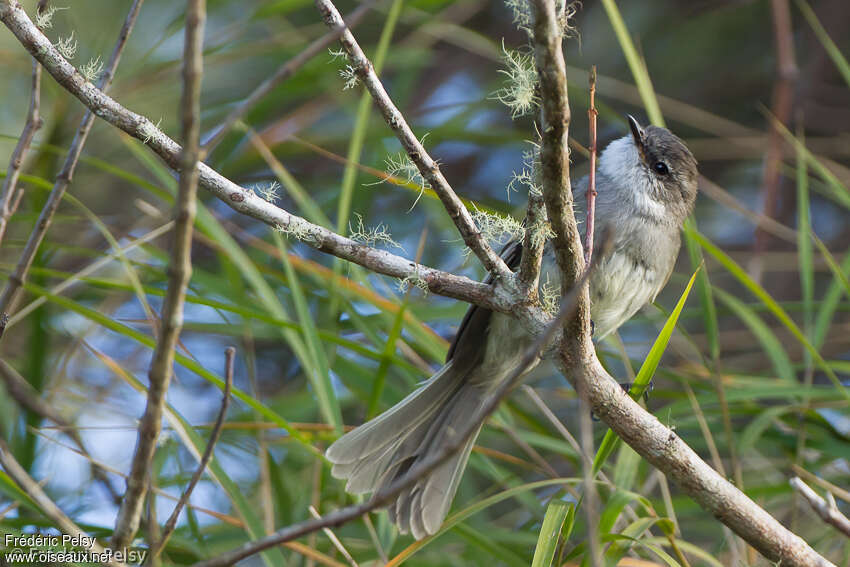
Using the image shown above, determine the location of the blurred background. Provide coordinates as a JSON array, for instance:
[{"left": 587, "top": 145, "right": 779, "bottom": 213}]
[{"left": 1, "top": 0, "right": 849, "bottom": 565}]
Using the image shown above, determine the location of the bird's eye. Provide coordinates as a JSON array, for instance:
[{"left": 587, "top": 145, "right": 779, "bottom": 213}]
[{"left": 653, "top": 161, "right": 669, "bottom": 175}]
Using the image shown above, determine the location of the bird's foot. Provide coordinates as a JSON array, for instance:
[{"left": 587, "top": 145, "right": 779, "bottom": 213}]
[{"left": 619, "top": 379, "right": 654, "bottom": 403}]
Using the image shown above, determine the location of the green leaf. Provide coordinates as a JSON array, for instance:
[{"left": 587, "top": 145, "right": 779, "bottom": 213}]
[{"left": 531, "top": 500, "right": 570, "bottom": 567}]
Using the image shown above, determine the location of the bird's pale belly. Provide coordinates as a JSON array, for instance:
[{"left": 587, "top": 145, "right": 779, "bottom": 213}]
[{"left": 589, "top": 250, "right": 663, "bottom": 339}]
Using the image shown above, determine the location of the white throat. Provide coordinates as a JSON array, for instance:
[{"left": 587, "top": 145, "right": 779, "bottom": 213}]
[{"left": 598, "top": 135, "right": 666, "bottom": 218}]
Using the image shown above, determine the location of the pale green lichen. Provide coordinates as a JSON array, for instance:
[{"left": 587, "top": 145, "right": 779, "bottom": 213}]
[
  {"left": 139, "top": 117, "right": 162, "bottom": 145},
  {"left": 383, "top": 150, "right": 430, "bottom": 211},
  {"left": 35, "top": 5, "right": 68, "bottom": 30},
  {"left": 398, "top": 269, "right": 429, "bottom": 295},
  {"left": 275, "top": 221, "right": 320, "bottom": 243},
  {"left": 55, "top": 31, "right": 77, "bottom": 59},
  {"left": 80, "top": 56, "right": 103, "bottom": 82},
  {"left": 340, "top": 65, "right": 359, "bottom": 90},
  {"left": 504, "top": 0, "right": 581, "bottom": 37},
  {"left": 492, "top": 42, "right": 538, "bottom": 119},
  {"left": 471, "top": 207, "right": 525, "bottom": 248},
  {"left": 254, "top": 181, "right": 281, "bottom": 203},
  {"left": 349, "top": 213, "right": 404, "bottom": 251},
  {"left": 539, "top": 274, "right": 559, "bottom": 316}
]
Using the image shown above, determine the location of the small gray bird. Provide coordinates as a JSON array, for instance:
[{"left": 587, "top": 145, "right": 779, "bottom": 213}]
[{"left": 326, "top": 116, "right": 698, "bottom": 539}]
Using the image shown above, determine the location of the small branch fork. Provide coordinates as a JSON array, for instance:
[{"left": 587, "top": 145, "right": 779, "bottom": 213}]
[
  {"left": 790, "top": 477, "right": 850, "bottom": 538},
  {"left": 0, "top": 0, "right": 837, "bottom": 565},
  {"left": 112, "top": 0, "right": 205, "bottom": 552},
  {"left": 312, "top": 0, "right": 511, "bottom": 280}
]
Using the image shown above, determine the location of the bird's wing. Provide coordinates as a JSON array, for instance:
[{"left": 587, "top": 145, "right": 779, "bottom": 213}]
[{"left": 445, "top": 239, "right": 523, "bottom": 364}]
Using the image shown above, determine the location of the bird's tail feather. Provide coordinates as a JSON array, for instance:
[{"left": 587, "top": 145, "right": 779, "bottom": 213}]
[{"left": 326, "top": 360, "right": 489, "bottom": 539}]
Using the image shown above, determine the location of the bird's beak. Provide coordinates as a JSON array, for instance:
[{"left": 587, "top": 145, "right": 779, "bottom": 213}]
[{"left": 627, "top": 115, "right": 645, "bottom": 150}]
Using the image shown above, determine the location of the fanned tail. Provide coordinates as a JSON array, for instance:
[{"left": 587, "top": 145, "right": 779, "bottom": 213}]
[{"left": 326, "top": 361, "right": 489, "bottom": 539}]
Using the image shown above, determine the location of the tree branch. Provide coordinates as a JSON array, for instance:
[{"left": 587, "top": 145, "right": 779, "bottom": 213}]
[
  {"left": 530, "top": 0, "right": 590, "bottom": 345},
  {"left": 312, "top": 0, "right": 511, "bottom": 279},
  {"left": 0, "top": 0, "right": 144, "bottom": 329},
  {"left": 0, "top": 0, "right": 504, "bottom": 314},
  {"left": 518, "top": 190, "right": 547, "bottom": 295},
  {"left": 112, "top": 0, "right": 204, "bottom": 551}
]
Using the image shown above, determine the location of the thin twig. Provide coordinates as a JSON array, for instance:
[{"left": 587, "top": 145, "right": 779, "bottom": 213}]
[
  {"left": 790, "top": 477, "right": 850, "bottom": 538},
  {"left": 112, "top": 0, "right": 204, "bottom": 550},
  {"left": 312, "top": 0, "right": 510, "bottom": 279},
  {"left": 186, "top": 261, "right": 598, "bottom": 567},
  {"left": 0, "top": 437, "right": 126, "bottom": 567},
  {"left": 584, "top": 65, "right": 598, "bottom": 265},
  {"left": 153, "top": 347, "right": 234, "bottom": 558},
  {"left": 202, "top": 1, "right": 373, "bottom": 152},
  {"left": 308, "top": 506, "right": 360, "bottom": 567},
  {"left": 0, "top": 0, "right": 144, "bottom": 330},
  {"left": 0, "top": 1, "right": 502, "bottom": 312},
  {"left": 0, "top": 58, "right": 42, "bottom": 248}
]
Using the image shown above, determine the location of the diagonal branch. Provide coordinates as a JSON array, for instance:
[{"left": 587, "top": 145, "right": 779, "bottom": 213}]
[
  {"left": 312, "top": 0, "right": 511, "bottom": 279},
  {"left": 112, "top": 0, "right": 205, "bottom": 551},
  {"left": 0, "top": 0, "right": 503, "bottom": 314},
  {"left": 0, "top": 0, "right": 144, "bottom": 329},
  {"left": 0, "top": 58, "right": 42, "bottom": 248}
]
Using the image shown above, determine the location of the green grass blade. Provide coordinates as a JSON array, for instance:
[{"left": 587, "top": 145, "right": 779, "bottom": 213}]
[
  {"left": 713, "top": 287, "right": 795, "bottom": 383},
  {"left": 691, "top": 229, "right": 850, "bottom": 401},
  {"left": 592, "top": 267, "right": 700, "bottom": 474},
  {"left": 531, "top": 500, "right": 569, "bottom": 567},
  {"left": 814, "top": 249, "right": 850, "bottom": 349},
  {"left": 273, "top": 231, "right": 342, "bottom": 431},
  {"left": 796, "top": 125, "right": 814, "bottom": 370},
  {"left": 599, "top": 0, "right": 664, "bottom": 126}
]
